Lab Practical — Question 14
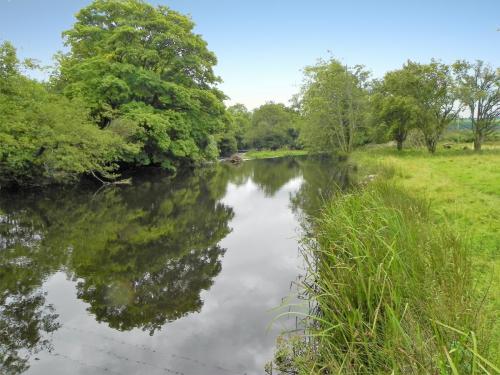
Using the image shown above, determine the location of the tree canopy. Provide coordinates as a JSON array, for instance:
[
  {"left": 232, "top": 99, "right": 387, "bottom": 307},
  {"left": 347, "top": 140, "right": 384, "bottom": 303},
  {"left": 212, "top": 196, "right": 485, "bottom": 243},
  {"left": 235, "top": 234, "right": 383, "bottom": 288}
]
[
  {"left": 0, "top": 41, "right": 135, "bottom": 187},
  {"left": 56, "top": 0, "right": 227, "bottom": 170},
  {"left": 245, "top": 102, "right": 300, "bottom": 150},
  {"left": 299, "top": 59, "right": 370, "bottom": 154},
  {"left": 453, "top": 60, "right": 500, "bottom": 151}
]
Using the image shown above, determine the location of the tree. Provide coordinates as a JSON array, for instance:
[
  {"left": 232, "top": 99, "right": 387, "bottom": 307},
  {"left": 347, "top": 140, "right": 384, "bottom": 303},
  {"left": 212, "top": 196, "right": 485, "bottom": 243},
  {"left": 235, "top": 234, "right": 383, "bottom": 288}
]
[
  {"left": 371, "top": 61, "right": 459, "bottom": 153},
  {"left": 453, "top": 60, "right": 500, "bottom": 151},
  {"left": 227, "top": 104, "right": 252, "bottom": 150},
  {"left": 300, "top": 59, "right": 369, "bottom": 154},
  {"left": 413, "top": 61, "right": 459, "bottom": 153},
  {"left": 371, "top": 95, "right": 418, "bottom": 150},
  {"left": 245, "top": 102, "right": 299, "bottom": 150},
  {"left": 371, "top": 74, "right": 419, "bottom": 151},
  {"left": 56, "top": 0, "right": 227, "bottom": 169},
  {"left": 0, "top": 41, "right": 136, "bottom": 187}
]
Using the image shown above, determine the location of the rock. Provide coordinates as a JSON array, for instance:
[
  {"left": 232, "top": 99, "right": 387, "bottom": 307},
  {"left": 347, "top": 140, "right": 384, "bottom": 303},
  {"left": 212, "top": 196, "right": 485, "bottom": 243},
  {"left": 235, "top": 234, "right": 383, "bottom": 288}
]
[
  {"left": 359, "top": 174, "right": 377, "bottom": 186},
  {"left": 228, "top": 154, "right": 243, "bottom": 164}
]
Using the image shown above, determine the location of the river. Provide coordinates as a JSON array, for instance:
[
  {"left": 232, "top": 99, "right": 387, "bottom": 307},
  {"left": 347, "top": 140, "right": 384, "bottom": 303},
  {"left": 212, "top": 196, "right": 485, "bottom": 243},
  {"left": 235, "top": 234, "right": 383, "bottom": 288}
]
[{"left": 0, "top": 156, "right": 352, "bottom": 375}]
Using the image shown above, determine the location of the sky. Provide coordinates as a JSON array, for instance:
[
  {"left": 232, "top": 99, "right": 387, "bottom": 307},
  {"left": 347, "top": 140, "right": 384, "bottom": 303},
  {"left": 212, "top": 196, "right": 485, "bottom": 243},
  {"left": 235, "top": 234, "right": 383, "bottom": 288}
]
[{"left": 0, "top": 0, "right": 499, "bottom": 109}]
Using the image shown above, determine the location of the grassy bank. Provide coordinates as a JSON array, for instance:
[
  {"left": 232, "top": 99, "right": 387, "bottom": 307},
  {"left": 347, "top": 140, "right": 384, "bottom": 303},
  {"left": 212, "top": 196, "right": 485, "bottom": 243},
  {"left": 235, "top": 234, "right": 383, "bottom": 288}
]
[
  {"left": 352, "top": 144, "right": 500, "bottom": 311},
  {"left": 243, "top": 149, "right": 308, "bottom": 159},
  {"left": 273, "top": 182, "right": 496, "bottom": 374},
  {"left": 271, "top": 144, "right": 499, "bottom": 374}
]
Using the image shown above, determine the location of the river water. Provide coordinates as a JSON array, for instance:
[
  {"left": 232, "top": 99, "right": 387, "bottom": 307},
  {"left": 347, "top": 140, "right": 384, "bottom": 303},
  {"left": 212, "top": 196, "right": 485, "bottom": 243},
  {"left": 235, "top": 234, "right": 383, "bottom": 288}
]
[{"left": 0, "top": 156, "right": 352, "bottom": 375}]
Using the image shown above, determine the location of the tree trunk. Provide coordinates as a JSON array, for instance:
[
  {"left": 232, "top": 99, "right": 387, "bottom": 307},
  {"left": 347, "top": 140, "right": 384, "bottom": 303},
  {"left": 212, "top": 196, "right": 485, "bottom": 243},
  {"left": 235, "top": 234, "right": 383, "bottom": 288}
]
[
  {"left": 426, "top": 138, "right": 436, "bottom": 154},
  {"left": 395, "top": 128, "right": 407, "bottom": 151},
  {"left": 473, "top": 133, "right": 483, "bottom": 151}
]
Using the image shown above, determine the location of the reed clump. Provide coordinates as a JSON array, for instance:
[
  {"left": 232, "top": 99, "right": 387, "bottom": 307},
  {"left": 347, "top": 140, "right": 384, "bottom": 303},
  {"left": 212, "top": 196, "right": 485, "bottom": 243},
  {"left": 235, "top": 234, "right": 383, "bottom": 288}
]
[{"left": 272, "top": 181, "right": 496, "bottom": 374}]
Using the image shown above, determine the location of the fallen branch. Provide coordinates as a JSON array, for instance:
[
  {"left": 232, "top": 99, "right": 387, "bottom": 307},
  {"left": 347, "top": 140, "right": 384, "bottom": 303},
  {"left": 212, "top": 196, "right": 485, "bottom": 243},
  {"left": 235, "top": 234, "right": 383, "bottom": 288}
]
[{"left": 90, "top": 170, "right": 132, "bottom": 186}]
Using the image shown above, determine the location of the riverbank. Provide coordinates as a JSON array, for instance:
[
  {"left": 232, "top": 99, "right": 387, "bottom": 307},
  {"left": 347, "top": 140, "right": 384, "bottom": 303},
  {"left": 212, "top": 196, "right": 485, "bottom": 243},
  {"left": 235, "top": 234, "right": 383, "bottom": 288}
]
[
  {"left": 243, "top": 149, "right": 308, "bottom": 159},
  {"left": 352, "top": 143, "right": 500, "bottom": 300},
  {"left": 352, "top": 143, "right": 500, "bottom": 361},
  {"left": 271, "top": 143, "right": 500, "bottom": 374}
]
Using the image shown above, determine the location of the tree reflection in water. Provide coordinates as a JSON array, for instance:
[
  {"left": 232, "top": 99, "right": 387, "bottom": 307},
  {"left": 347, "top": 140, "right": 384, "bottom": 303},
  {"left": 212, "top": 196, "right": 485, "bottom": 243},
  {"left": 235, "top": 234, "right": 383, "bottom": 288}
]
[
  {"left": 0, "top": 213, "right": 60, "bottom": 373},
  {"left": 0, "top": 156, "right": 355, "bottom": 373},
  {"left": 291, "top": 156, "right": 356, "bottom": 221},
  {"left": 0, "top": 166, "right": 234, "bottom": 372}
]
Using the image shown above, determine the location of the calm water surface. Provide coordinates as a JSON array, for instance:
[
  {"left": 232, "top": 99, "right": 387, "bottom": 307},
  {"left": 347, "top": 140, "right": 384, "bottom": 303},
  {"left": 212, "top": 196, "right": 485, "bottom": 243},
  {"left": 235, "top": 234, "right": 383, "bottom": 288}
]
[{"left": 0, "top": 157, "right": 352, "bottom": 375}]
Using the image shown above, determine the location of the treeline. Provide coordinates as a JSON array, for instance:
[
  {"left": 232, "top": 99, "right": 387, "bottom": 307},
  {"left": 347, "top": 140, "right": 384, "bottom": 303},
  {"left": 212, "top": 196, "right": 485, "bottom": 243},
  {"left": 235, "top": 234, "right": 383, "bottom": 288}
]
[
  {"left": 222, "top": 102, "right": 300, "bottom": 154},
  {"left": 228, "top": 57, "right": 499, "bottom": 156},
  {"left": 1, "top": 0, "right": 498, "bottom": 187},
  {"left": 298, "top": 58, "right": 499, "bottom": 154}
]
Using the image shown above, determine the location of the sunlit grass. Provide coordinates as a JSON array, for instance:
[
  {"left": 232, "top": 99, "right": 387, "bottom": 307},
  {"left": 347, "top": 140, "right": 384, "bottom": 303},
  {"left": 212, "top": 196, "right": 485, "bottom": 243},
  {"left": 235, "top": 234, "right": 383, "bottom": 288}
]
[{"left": 244, "top": 149, "right": 308, "bottom": 159}]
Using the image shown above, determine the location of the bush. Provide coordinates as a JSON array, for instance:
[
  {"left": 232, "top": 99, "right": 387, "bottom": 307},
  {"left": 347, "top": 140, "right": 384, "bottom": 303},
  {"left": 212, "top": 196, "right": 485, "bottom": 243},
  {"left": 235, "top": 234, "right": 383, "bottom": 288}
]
[{"left": 405, "top": 128, "right": 426, "bottom": 148}]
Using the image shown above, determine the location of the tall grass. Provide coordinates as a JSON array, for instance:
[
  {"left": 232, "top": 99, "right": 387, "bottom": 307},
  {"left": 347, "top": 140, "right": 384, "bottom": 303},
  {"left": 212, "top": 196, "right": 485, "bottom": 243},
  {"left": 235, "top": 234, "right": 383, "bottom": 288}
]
[{"left": 272, "top": 182, "right": 496, "bottom": 374}]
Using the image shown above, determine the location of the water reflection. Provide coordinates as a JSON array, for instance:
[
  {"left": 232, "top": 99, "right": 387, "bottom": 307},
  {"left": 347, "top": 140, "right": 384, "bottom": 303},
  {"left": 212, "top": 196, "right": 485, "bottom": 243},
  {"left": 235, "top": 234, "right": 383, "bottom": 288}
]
[
  {"left": 291, "top": 156, "right": 356, "bottom": 220},
  {"left": 0, "top": 156, "right": 353, "bottom": 374},
  {"left": 0, "top": 205, "right": 61, "bottom": 373},
  {"left": 0, "top": 168, "right": 234, "bottom": 372}
]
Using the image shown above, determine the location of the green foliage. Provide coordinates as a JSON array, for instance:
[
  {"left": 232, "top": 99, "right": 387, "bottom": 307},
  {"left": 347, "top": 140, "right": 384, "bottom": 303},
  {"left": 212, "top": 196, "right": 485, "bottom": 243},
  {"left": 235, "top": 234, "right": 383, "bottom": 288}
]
[
  {"left": 374, "top": 61, "right": 458, "bottom": 153},
  {"left": 410, "top": 61, "right": 459, "bottom": 153},
  {"left": 453, "top": 60, "right": 500, "bottom": 151},
  {"left": 273, "top": 181, "right": 494, "bottom": 374},
  {"left": 370, "top": 72, "right": 420, "bottom": 150},
  {"left": 227, "top": 103, "right": 252, "bottom": 150},
  {"left": 0, "top": 41, "right": 136, "bottom": 187},
  {"left": 215, "top": 107, "right": 241, "bottom": 157},
  {"left": 245, "top": 102, "right": 300, "bottom": 150},
  {"left": 443, "top": 129, "right": 476, "bottom": 143},
  {"left": 56, "top": 0, "right": 227, "bottom": 168},
  {"left": 299, "top": 59, "right": 370, "bottom": 154}
]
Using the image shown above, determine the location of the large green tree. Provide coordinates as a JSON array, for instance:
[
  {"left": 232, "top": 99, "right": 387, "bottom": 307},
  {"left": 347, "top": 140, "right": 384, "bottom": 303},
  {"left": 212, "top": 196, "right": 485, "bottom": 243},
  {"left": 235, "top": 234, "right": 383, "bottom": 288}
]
[
  {"left": 381, "top": 61, "right": 458, "bottom": 153},
  {"left": 0, "top": 41, "right": 134, "bottom": 187},
  {"left": 56, "top": 0, "right": 227, "bottom": 169},
  {"left": 453, "top": 60, "right": 500, "bottom": 151},
  {"left": 299, "top": 59, "right": 370, "bottom": 154},
  {"left": 412, "top": 61, "right": 459, "bottom": 153},
  {"left": 371, "top": 73, "right": 420, "bottom": 151}
]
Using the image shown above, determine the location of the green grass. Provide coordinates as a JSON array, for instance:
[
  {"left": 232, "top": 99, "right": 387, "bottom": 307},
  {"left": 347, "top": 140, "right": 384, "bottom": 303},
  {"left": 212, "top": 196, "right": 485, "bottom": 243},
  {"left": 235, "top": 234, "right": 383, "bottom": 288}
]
[
  {"left": 353, "top": 144, "right": 499, "bottom": 306},
  {"left": 243, "top": 149, "right": 308, "bottom": 159},
  {"left": 270, "top": 143, "right": 500, "bottom": 374},
  {"left": 272, "top": 182, "right": 497, "bottom": 374},
  {"left": 353, "top": 143, "right": 500, "bottom": 362}
]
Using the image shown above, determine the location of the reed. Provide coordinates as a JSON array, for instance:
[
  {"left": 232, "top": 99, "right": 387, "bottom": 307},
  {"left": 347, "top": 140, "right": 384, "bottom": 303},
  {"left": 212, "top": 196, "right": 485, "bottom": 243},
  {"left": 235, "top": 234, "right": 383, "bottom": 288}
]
[{"left": 272, "top": 181, "right": 496, "bottom": 374}]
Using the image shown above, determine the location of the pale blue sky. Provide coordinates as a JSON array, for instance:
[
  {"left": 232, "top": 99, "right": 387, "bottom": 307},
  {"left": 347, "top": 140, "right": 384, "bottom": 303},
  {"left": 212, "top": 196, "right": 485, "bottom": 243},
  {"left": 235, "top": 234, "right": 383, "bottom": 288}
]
[{"left": 1, "top": 0, "right": 499, "bottom": 108}]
